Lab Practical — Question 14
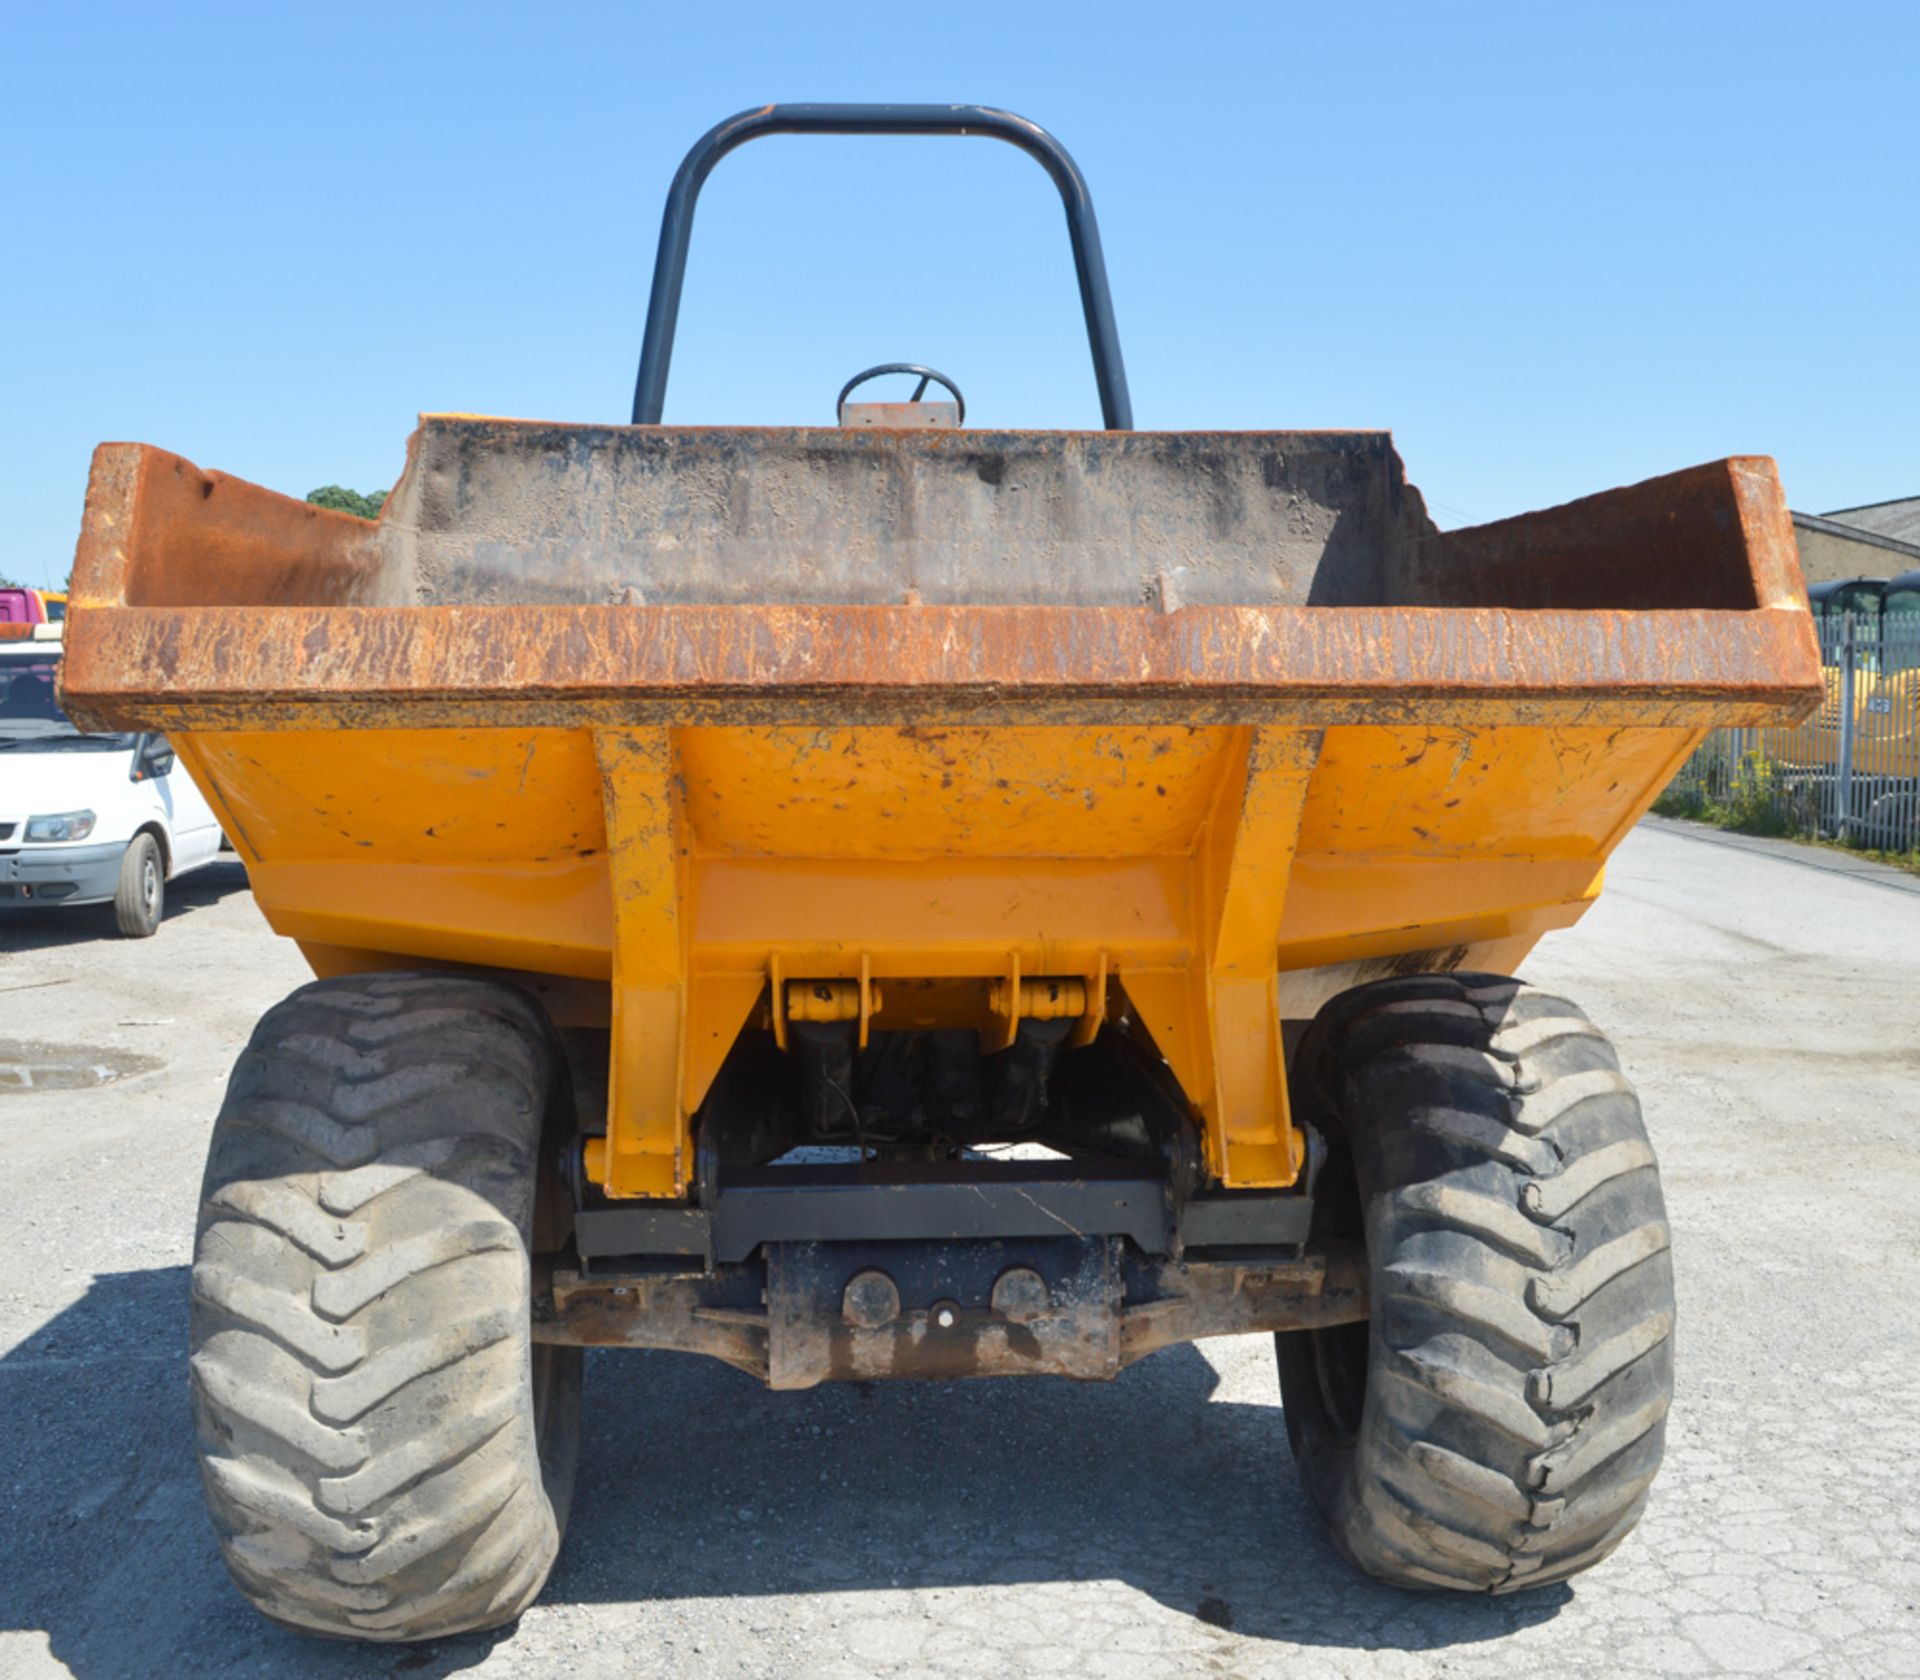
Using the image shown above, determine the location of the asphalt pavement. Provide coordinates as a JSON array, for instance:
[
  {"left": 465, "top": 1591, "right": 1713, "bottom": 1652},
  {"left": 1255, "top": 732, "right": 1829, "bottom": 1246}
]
[{"left": 1, "top": 818, "right": 1916, "bottom": 1679}]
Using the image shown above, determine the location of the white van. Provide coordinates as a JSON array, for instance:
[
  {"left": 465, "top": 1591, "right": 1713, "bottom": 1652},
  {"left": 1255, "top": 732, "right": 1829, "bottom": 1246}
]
[{"left": 0, "top": 626, "right": 226, "bottom": 936}]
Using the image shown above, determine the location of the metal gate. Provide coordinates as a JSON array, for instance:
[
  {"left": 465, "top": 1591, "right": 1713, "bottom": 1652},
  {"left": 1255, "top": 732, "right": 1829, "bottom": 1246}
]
[{"left": 1663, "top": 614, "right": 1920, "bottom": 855}]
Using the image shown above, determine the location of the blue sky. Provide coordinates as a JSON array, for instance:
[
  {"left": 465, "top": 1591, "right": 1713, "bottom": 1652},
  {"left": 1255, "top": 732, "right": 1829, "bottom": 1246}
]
[{"left": 4, "top": 1, "right": 1915, "bottom": 587}]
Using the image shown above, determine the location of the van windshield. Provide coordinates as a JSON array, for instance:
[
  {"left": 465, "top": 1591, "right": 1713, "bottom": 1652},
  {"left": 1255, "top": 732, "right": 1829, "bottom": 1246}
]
[{"left": 0, "top": 654, "right": 134, "bottom": 749}]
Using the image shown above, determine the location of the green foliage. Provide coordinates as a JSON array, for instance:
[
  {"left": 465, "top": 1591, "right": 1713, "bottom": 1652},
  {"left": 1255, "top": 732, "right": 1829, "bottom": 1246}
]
[
  {"left": 306, "top": 485, "right": 387, "bottom": 520},
  {"left": 1722, "top": 753, "right": 1797, "bottom": 835},
  {"left": 1654, "top": 748, "right": 1918, "bottom": 874},
  {"left": 1653, "top": 751, "right": 1799, "bottom": 835}
]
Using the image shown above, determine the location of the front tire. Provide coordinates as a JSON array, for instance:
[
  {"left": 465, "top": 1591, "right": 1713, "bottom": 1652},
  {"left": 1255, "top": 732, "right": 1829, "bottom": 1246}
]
[
  {"left": 1277, "top": 973, "right": 1674, "bottom": 1593},
  {"left": 114, "top": 832, "right": 163, "bottom": 937},
  {"left": 190, "top": 973, "right": 583, "bottom": 1641}
]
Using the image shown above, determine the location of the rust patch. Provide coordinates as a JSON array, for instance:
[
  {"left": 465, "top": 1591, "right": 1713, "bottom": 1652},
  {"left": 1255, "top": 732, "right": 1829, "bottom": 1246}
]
[
  {"left": 538, "top": 1245, "right": 1370, "bottom": 1388},
  {"left": 61, "top": 600, "right": 1824, "bottom": 736}
]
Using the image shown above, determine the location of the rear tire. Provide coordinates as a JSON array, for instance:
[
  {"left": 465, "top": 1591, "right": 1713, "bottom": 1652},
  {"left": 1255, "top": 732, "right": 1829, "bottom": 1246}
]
[
  {"left": 190, "top": 972, "right": 583, "bottom": 1641},
  {"left": 114, "top": 832, "right": 163, "bottom": 937},
  {"left": 1277, "top": 972, "right": 1674, "bottom": 1593}
]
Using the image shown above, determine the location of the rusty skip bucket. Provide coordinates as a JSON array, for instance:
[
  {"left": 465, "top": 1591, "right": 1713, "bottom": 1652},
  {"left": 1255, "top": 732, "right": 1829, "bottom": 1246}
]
[{"left": 63, "top": 416, "right": 1823, "bottom": 1198}]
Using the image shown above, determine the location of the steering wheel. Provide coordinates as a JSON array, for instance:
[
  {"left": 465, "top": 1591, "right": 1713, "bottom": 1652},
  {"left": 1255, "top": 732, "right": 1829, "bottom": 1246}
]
[{"left": 835, "top": 364, "right": 966, "bottom": 425}]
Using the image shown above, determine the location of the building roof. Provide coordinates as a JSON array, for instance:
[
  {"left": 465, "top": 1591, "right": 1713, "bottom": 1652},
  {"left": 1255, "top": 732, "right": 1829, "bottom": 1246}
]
[
  {"left": 1821, "top": 494, "right": 1920, "bottom": 546},
  {"left": 1793, "top": 511, "right": 1920, "bottom": 566}
]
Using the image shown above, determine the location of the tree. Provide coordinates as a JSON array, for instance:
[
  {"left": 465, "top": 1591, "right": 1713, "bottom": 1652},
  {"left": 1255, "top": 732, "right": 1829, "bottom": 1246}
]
[{"left": 306, "top": 485, "right": 387, "bottom": 520}]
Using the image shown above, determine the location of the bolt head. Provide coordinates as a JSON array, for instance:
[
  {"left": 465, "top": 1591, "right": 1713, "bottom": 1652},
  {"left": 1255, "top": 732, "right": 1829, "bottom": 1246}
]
[{"left": 930, "top": 1300, "right": 961, "bottom": 1331}]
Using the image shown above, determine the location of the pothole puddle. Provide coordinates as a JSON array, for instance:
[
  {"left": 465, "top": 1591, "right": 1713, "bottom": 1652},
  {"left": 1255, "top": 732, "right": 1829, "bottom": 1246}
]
[{"left": 0, "top": 1041, "right": 166, "bottom": 1091}]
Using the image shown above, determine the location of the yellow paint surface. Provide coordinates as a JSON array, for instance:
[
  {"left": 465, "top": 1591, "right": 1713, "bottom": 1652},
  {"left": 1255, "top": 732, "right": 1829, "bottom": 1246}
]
[{"left": 176, "top": 721, "right": 1697, "bottom": 1197}]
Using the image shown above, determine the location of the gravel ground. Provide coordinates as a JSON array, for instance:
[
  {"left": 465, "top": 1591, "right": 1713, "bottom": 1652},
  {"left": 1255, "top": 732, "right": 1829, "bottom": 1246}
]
[{"left": 1, "top": 817, "right": 1917, "bottom": 1679}]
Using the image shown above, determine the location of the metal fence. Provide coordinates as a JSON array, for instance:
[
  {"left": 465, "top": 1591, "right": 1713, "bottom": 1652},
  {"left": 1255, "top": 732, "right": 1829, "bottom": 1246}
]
[{"left": 1661, "top": 614, "right": 1920, "bottom": 857}]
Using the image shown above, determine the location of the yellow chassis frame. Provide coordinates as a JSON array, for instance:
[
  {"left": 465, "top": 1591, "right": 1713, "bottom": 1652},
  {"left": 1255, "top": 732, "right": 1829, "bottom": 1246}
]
[{"left": 173, "top": 718, "right": 1700, "bottom": 1199}]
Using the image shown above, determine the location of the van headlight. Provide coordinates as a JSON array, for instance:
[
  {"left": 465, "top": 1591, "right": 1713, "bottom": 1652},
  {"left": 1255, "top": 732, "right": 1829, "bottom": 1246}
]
[{"left": 25, "top": 810, "right": 96, "bottom": 841}]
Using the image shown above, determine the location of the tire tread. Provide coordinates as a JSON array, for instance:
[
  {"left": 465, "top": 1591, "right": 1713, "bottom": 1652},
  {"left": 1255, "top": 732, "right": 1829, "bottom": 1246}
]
[
  {"left": 191, "top": 973, "right": 578, "bottom": 1641},
  {"left": 1278, "top": 971, "right": 1675, "bottom": 1594}
]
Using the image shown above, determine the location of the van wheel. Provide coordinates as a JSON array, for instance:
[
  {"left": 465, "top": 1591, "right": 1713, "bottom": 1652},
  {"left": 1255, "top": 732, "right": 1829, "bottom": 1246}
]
[
  {"left": 114, "top": 832, "right": 163, "bottom": 936},
  {"left": 1863, "top": 789, "right": 1915, "bottom": 851},
  {"left": 1277, "top": 973, "right": 1675, "bottom": 1592},
  {"left": 190, "top": 973, "right": 583, "bottom": 1641}
]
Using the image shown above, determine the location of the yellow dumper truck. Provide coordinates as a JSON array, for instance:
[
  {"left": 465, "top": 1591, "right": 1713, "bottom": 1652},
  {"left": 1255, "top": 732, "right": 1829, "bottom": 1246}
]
[{"left": 61, "top": 106, "right": 1823, "bottom": 1641}]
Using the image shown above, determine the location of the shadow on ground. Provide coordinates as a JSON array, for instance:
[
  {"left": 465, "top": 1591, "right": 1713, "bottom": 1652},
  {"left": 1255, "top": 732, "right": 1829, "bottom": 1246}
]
[
  {"left": 0, "top": 860, "right": 251, "bottom": 953},
  {"left": 2, "top": 1267, "right": 1566, "bottom": 1677}
]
